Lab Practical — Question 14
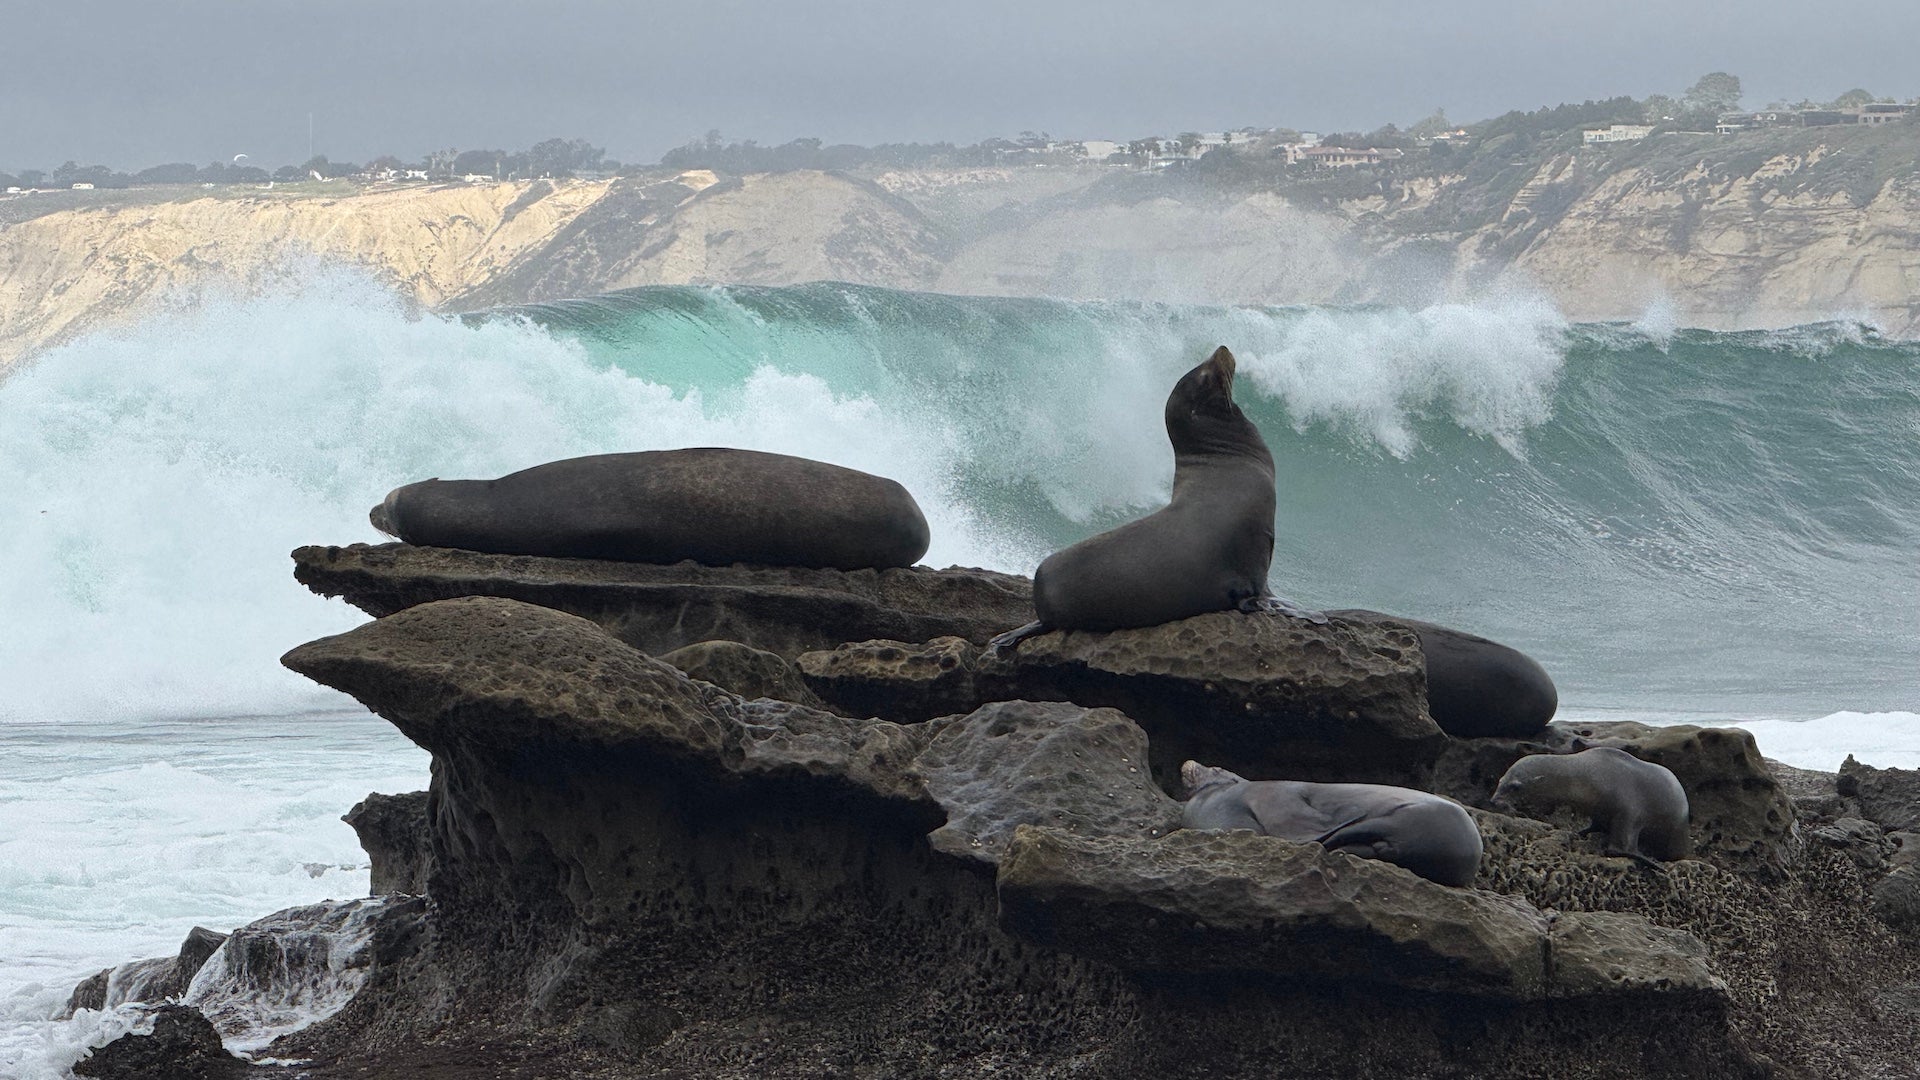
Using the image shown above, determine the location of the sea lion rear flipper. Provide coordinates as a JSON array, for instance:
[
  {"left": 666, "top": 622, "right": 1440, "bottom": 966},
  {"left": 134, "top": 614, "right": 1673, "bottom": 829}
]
[
  {"left": 986, "top": 620, "right": 1049, "bottom": 658},
  {"left": 1238, "top": 594, "right": 1330, "bottom": 625}
]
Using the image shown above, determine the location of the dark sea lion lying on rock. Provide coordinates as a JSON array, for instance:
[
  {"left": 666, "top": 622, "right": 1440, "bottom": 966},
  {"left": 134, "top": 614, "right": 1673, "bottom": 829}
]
[
  {"left": 1179, "top": 760, "right": 1483, "bottom": 887},
  {"left": 369, "top": 448, "right": 930, "bottom": 570},
  {"left": 1329, "top": 611, "right": 1557, "bottom": 737},
  {"left": 991, "top": 346, "right": 1324, "bottom": 653},
  {"left": 1492, "top": 746, "right": 1690, "bottom": 864}
]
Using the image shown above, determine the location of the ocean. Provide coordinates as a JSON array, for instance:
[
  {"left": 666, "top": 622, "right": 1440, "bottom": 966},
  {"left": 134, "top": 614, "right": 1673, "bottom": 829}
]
[{"left": 2, "top": 269, "right": 1917, "bottom": 1075}]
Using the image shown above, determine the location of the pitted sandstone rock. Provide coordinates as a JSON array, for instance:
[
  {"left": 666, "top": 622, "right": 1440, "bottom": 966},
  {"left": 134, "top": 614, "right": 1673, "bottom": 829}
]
[
  {"left": 912, "top": 700, "right": 1182, "bottom": 865},
  {"left": 292, "top": 542, "right": 1034, "bottom": 659},
  {"left": 801, "top": 612, "right": 1443, "bottom": 787},
  {"left": 661, "top": 639, "right": 829, "bottom": 709}
]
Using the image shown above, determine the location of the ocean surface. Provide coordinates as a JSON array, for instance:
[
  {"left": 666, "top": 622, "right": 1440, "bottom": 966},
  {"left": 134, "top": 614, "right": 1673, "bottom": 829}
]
[{"left": 2, "top": 270, "right": 1917, "bottom": 1075}]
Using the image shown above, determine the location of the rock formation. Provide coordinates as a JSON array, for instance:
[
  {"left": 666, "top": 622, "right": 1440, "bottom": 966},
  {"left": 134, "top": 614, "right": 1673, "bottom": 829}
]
[{"left": 69, "top": 548, "right": 1920, "bottom": 1077}]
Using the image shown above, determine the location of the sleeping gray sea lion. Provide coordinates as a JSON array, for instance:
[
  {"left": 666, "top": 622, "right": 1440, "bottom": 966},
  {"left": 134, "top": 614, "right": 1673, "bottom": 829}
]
[
  {"left": 1491, "top": 747, "right": 1690, "bottom": 864},
  {"left": 990, "top": 346, "right": 1324, "bottom": 653},
  {"left": 369, "top": 448, "right": 930, "bottom": 570},
  {"left": 1179, "top": 760, "right": 1483, "bottom": 887}
]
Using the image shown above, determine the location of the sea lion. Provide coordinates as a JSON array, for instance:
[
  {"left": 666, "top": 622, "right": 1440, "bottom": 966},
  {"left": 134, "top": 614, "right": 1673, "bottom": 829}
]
[
  {"left": 369, "top": 448, "right": 930, "bottom": 570},
  {"left": 1328, "top": 611, "right": 1557, "bottom": 738},
  {"left": 1179, "top": 760, "right": 1483, "bottom": 887},
  {"left": 1491, "top": 747, "right": 1690, "bottom": 864},
  {"left": 990, "top": 346, "right": 1324, "bottom": 653}
]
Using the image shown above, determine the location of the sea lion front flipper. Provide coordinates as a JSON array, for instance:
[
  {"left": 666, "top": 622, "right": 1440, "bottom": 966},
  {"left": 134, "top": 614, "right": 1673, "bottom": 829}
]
[
  {"left": 986, "top": 620, "right": 1049, "bottom": 658},
  {"left": 1238, "top": 594, "right": 1330, "bottom": 625}
]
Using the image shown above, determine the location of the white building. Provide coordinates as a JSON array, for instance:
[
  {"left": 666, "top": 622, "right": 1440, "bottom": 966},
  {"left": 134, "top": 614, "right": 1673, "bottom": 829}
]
[
  {"left": 70, "top": 182, "right": 95, "bottom": 190},
  {"left": 1583, "top": 125, "right": 1654, "bottom": 144}
]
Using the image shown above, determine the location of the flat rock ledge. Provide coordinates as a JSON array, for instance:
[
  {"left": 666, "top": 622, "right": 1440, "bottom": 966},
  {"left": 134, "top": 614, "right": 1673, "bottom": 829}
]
[
  {"left": 799, "top": 616, "right": 1443, "bottom": 788},
  {"left": 291, "top": 541, "right": 1034, "bottom": 658},
  {"left": 237, "top": 595, "right": 1807, "bottom": 1078}
]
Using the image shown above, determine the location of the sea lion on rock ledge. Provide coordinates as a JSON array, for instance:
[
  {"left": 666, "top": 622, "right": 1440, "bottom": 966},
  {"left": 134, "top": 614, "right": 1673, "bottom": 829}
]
[
  {"left": 369, "top": 448, "right": 930, "bottom": 570},
  {"left": 1492, "top": 747, "right": 1690, "bottom": 865},
  {"left": 990, "top": 346, "right": 1324, "bottom": 653},
  {"left": 1179, "top": 760, "right": 1483, "bottom": 887}
]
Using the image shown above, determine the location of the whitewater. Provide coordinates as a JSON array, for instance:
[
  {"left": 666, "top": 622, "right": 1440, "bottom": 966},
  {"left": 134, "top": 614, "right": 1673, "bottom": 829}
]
[{"left": 3, "top": 270, "right": 1917, "bottom": 1076}]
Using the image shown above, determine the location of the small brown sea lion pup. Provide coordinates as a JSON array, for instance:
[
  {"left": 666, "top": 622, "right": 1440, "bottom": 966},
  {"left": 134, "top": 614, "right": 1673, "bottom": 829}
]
[
  {"left": 990, "top": 346, "right": 1324, "bottom": 654},
  {"left": 1491, "top": 747, "right": 1690, "bottom": 864},
  {"left": 369, "top": 448, "right": 930, "bottom": 570},
  {"left": 1179, "top": 760, "right": 1483, "bottom": 887}
]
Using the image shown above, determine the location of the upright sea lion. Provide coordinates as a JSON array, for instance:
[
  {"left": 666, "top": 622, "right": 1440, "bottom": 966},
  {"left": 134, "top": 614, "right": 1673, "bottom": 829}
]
[
  {"left": 990, "top": 346, "right": 1323, "bottom": 652},
  {"left": 369, "top": 448, "right": 930, "bottom": 570},
  {"left": 1180, "top": 760, "right": 1483, "bottom": 887},
  {"left": 1491, "top": 747, "right": 1690, "bottom": 864}
]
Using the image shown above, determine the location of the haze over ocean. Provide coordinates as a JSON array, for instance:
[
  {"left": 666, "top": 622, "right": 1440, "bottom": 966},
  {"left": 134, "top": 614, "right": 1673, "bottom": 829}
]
[{"left": 2, "top": 270, "right": 1917, "bottom": 1075}]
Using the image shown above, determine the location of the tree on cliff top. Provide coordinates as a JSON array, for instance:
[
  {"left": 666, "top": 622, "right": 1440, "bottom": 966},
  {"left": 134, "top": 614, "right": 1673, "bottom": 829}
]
[{"left": 1684, "top": 72, "right": 1743, "bottom": 116}]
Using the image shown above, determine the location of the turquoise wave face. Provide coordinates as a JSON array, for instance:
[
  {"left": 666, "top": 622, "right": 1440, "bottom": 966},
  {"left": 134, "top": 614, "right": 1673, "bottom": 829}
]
[
  {"left": 3, "top": 271, "right": 1913, "bottom": 723},
  {"left": 499, "top": 284, "right": 1920, "bottom": 718}
]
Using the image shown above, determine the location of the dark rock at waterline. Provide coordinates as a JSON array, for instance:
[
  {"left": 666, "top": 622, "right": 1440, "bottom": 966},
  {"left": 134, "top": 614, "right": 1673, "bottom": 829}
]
[
  {"left": 60, "top": 925, "right": 230, "bottom": 1019},
  {"left": 660, "top": 638, "right": 829, "bottom": 709},
  {"left": 1839, "top": 755, "right": 1920, "bottom": 833},
  {"left": 343, "top": 791, "right": 432, "bottom": 895},
  {"left": 292, "top": 541, "right": 1033, "bottom": 658},
  {"left": 798, "top": 614, "right": 1445, "bottom": 788},
  {"left": 72, "top": 1004, "right": 246, "bottom": 1079},
  {"left": 1326, "top": 610, "right": 1556, "bottom": 737}
]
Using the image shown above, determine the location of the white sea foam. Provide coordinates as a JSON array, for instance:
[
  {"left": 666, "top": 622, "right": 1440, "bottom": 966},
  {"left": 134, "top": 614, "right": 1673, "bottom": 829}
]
[
  {"left": 0, "top": 714, "right": 426, "bottom": 1079},
  {"left": 1231, "top": 295, "right": 1569, "bottom": 456},
  {"left": 1740, "top": 711, "right": 1920, "bottom": 772}
]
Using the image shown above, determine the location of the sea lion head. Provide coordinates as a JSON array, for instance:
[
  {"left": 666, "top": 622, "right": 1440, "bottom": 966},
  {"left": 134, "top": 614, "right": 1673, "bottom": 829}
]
[
  {"left": 1489, "top": 753, "right": 1557, "bottom": 813},
  {"left": 368, "top": 480, "right": 435, "bottom": 539},
  {"left": 1165, "top": 346, "right": 1268, "bottom": 459},
  {"left": 1180, "top": 759, "right": 1248, "bottom": 799}
]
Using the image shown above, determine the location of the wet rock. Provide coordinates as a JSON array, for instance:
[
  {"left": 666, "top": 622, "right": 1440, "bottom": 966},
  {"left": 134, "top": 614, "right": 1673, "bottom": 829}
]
[
  {"left": 800, "top": 612, "right": 1443, "bottom": 787},
  {"left": 1838, "top": 756, "right": 1920, "bottom": 833},
  {"left": 343, "top": 790, "right": 432, "bottom": 895},
  {"left": 1809, "top": 817, "right": 1893, "bottom": 872},
  {"left": 291, "top": 541, "right": 1032, "bottom": 658},
  {"left": 1872, "top": 865, "right": 1920, "bottom": 938},
  {"left": 1890, "top": 831, "right": 1920, "bottom": 869},
  {"left": 1766, "top": 758, "right": 1845, "bottom": 820},
  {"left": 72, "top": 1004, "right": 246, "bottom": 1079},
  {"left": 60, "top": 926, "right": 230, "bottom": 1019},
  {"left": 912, "top": 700, "right": 1182, "bottom": 865},
  {"left": 660, "top": 639, "right": 828, "bottom": 709}
]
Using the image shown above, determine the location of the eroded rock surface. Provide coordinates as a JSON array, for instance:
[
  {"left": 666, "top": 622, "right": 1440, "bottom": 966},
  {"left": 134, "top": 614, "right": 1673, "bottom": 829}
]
[
  {"left": 660, "top": 638, "right": 828, "bottom": 709},
  {"left": 1839, "top": 755, "right": 1920, "bottom": 833},
  {"left": 343, "top": 791, "right": 432, "bottom": 895},
  {"left": 61, "top": 925, "right": 230, "bottom": 1018},
  {"left": 912, "top": 700, "right": 1181, "bottom": 865},
  {"left": 72, "top": 1005, "right": 246, "bottom": 1080},
  {"left": 292, "top": 541, "right": 1033, "bottom": 658},
  {"left": 233, "top": 593, "right": 1912, "bottom": 1078},
  {"left": 800, "top": 612, "right": 1443, "bottom": 787}
]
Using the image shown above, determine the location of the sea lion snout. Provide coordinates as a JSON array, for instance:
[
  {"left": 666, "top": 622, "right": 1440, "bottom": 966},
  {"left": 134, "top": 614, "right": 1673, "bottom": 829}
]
[{"left": 369, "top": 485, "right": 411, "bottom": 538}]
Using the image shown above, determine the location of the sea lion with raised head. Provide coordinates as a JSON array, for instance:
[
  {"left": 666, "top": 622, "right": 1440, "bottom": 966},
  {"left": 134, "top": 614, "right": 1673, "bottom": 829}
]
[
  {"left": 1491, "top": 747, "right": 1690, "bottom": 864},
  {"left": 369, "top": 448, "right": 930, "bottom": 571},
  {"left": 1179, "top": 760, "right": 1483, "bottom": 887},
  {"left": 990, "top": 346, "right": 1323, "bottom": 653}
]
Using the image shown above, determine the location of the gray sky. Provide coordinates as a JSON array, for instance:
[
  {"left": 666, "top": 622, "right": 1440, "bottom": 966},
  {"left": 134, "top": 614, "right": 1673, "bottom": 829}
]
[{"left": 3, "top": 0, "right": 1915, "bottom": 172}]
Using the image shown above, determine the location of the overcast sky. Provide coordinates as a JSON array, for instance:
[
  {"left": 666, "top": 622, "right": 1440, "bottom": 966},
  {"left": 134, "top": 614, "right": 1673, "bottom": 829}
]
[{"left": 3, "top": 0, "right": 1916, "bottom": 172}]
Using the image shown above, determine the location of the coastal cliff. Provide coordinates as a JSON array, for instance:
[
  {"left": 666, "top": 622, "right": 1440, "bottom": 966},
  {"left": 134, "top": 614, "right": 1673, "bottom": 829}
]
[{"left": 5, "top": 122, "right": 1918, "bottom": 370}]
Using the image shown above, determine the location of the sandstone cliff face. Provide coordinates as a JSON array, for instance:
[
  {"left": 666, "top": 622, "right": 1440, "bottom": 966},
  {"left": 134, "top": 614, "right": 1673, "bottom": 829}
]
[{"left": 6, "top": 136, "right": 1918, "bottom": 372}]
